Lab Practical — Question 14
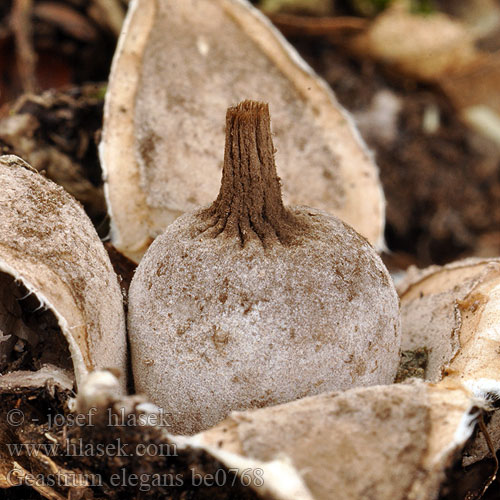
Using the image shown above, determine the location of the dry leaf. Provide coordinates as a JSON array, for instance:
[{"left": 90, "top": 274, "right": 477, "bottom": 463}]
[{"left": 353, "top": 5, "right": 478, "bottom": 81}]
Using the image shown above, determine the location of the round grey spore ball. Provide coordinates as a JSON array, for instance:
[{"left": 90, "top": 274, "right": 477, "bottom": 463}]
[{"left": 128, "top": 101, "right": 401, "bottom": 435}]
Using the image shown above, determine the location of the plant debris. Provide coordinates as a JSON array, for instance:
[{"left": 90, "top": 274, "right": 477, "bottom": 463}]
[
  {"left": 0, "top": 154, "right": 127, "bottom": 388},
  {"left": 395, "top": 347, "right": 429, "bottom": 382},
  {"left": 0, "top": 0, "right": 124, "bottom": 106},
  {"left": 0, "top": 85, "right": 108, "bottom": 229},
  {"left": 198, "top": 380, "right": 477, "bottom": 500}
]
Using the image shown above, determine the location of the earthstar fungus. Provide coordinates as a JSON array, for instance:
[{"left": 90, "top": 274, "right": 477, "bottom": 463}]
[{"left": 128, "top": 101, "right": 401, "bottom": 435}]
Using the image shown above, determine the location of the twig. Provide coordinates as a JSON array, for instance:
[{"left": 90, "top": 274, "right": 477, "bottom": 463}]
[
  {"left": 89, "top": 0, "right": 125, "bottom": 37},
  {"left": 269, "top": 13, "right": 368, "bottom": 37},
  {"left": 11, "top": 0, "right": 37, "bottom": 93},
  {"left": 466, "top": 413, "right": 499, "bottom": 500},
  {"left": 34, "top": 2, "right": 99, "bottom": 42}
]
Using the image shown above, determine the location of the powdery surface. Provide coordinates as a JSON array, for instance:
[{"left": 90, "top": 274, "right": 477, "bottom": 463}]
[
  {"left": 0, "top": 156, "right": 127, "bottom": 383},
  {"left": 129, "top": 206, "right": 401, "bottom": 435}
]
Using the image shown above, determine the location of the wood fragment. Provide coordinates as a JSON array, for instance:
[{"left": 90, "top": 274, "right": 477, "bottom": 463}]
[
  {"left": 88, "top": 0, "right": 125, "bottom": 37},
  {"left": 269, "top": 13, "right": 368, "bottom": 37},
  {"left": 34, "top": 2, "right": 100, "bottom": 42},
  {"left": 11, "top": 0, "right": 37, "bottom": 93}
]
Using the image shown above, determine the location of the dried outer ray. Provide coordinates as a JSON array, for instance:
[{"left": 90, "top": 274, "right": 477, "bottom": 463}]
[
  {"left": 193, "top": 381, "right": 477, "bottom": 500},
  {"left": 172, "top": 440, "right": 315, "bottom": 500},
  {"left": 399, "top": 258, "right": 500, "bottom": 467},
  {"left": 39, "top": 370, "right": 476, "bottom": 500},
  {"left": 0, "top": 155, "right": 127, "bottom": 389},
  {"left": 398, "top": 257, "right": 500, "bottom": 388},
  {"left": 100, "top": 0, "right": 385, "bottom": 262},
  {"left": 0, "top": 365, "right": 74, "bottom": 393},
  {"left": 73, "top": 372, "right": 477, "bottom": 500},
  {"left": 70, "top": 370, "right": 313, "bottom": 500}
]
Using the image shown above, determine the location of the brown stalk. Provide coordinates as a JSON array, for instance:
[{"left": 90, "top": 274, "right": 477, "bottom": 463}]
[{"left": 202, "top": 100, "right": 296, "bottom": 247}]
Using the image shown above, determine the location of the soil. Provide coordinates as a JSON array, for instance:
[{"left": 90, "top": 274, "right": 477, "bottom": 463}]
[
  {"left": 104, "top": 242, "right": 137, "bottom": 301},
  {"left": 0, "top": 386, "right": 261, "bottom": 500},
  {"left": 0, "top": 272, "right": 73, "bottom": 375},
  {"left": 0, "top": 380, "right": 72, "bottom": 500},
  {"left": 440, "top": 422, "right": 500, "bottom": 500},
  {"left": 395, "top": 347, "right": 429, "bottom": 382},
  {"left": 288, "top": 40, "right": 500, "bottom": 268},
  {"left": 0, "top": 84, "right": 109, "bottom": 231}
]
